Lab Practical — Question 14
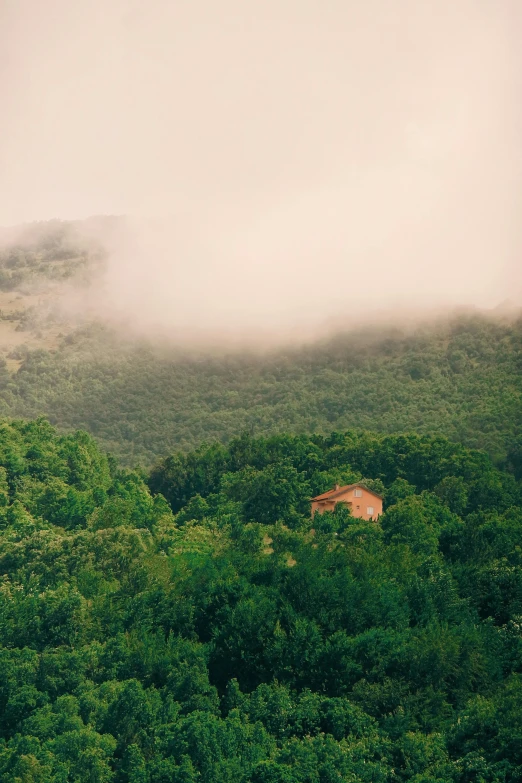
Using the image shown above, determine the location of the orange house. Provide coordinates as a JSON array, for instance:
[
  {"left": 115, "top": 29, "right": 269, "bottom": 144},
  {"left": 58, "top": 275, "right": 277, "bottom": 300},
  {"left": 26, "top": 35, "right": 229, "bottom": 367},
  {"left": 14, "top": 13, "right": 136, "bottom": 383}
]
[{"left": 310, "top": 483, "right": 383, "bottom": 521}]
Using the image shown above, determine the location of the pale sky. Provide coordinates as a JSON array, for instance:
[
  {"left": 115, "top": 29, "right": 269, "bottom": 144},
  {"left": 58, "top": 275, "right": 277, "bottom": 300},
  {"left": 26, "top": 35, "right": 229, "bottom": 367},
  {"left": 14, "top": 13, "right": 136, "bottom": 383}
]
[{"left": 1, "top": 0, "right": 521, "bottom": 335}]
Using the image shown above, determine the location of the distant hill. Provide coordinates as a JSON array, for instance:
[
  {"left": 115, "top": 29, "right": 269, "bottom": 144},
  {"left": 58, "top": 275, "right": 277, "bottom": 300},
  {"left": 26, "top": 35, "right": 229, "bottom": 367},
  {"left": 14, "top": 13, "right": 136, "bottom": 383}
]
[
  {"left": 0, "top": 312, "right": 519, "bottom": 469},
  {"left": 0, "top": 217, "right": 119, "bottom": 360},
  {"left": 0, "top": 218, "right": 520, "bottom": 467}
]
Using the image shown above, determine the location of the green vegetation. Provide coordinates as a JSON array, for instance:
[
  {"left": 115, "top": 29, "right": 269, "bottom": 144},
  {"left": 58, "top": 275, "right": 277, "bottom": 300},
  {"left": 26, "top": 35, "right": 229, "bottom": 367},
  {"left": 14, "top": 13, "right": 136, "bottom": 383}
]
[
  {"left": 0, "top": 219, "right": 111, "bottom": 357},
  {"left": 1, "top": 314, "right": 520, "bottom": 467},
  {"left": 1, "top": 220, "right": 521, "bottom": 778},
  {"left": 0, "top": 219, "right": 107, "bottom": 292},
  {"left": 0, "top": 420, "right": 522, "bottom": 781}
]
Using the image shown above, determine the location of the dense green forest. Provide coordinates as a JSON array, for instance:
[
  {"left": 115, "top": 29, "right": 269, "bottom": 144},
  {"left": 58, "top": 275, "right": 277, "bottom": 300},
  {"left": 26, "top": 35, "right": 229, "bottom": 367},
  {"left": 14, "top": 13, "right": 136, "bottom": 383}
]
[
  {"left": 0, "top": 420, "right": 522, "bottom": 781},
  {"left": 0, "top": 315, "right": 520, "bottom": 467},
  {"left": 2, "top": 220, "right": 522, "bottom": 780}
]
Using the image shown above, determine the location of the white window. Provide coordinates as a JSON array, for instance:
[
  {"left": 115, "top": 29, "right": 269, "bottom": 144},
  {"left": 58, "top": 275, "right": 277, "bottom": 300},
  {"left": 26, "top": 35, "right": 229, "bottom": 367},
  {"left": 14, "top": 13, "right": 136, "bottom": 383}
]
[
  {"left": 367, "top": 506, "right": 374, "bottom": 516},
  {"left": 354, "top": 488, "right": 362, "bottom": 497}
]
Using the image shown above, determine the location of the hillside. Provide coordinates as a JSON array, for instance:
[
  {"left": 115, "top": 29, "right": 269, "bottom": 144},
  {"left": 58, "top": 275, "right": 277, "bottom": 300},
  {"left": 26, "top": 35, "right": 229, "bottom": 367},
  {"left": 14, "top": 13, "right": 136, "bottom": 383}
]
[
  {"left": 0, "top": 218, "right": 111, "bottom": 364},
  {"left": 0, "top": 232, "right": 521, "bottom": 780},
  {"left": 0, "top": 420, "right": 521, "bottom": 781},
  {"left": 0, "top": 314, "right": 520, "bottom": 468},
  {"left": 0, "top": 220, "right": 520, "bottom": 468}
]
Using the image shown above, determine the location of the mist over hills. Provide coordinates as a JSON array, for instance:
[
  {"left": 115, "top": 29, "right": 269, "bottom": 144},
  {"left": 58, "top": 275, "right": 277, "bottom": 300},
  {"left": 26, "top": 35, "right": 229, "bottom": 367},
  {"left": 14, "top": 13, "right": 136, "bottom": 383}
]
[
  {"left": 3, "top": 212, "right": 519, "bottom": 350},
  {"left": 0, "top": 218, "right": 520, "bottom": 468}
]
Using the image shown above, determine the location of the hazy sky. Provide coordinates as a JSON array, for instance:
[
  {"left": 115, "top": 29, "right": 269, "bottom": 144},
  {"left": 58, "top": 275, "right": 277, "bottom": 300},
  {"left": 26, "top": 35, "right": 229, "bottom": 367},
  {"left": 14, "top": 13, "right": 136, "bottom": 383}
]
[{"left": 1, "top": 0, "right": 521, "bottom": 335}]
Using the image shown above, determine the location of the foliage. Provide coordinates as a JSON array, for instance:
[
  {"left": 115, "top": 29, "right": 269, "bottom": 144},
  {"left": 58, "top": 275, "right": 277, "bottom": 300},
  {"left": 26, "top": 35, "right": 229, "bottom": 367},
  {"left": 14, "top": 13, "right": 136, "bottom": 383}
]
[
  {"left": 0, "top": 314, "right": 520, "bottom": 467},
  {"left": 0, "top": 420, "right": 522, "bottom": 780}
]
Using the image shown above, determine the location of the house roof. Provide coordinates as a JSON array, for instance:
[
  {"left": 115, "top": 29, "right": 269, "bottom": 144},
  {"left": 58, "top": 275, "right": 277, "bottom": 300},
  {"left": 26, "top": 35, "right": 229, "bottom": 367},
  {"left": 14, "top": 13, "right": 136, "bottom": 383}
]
[{"left": 310, "top": 483, "right": 383, "bottom": 502}]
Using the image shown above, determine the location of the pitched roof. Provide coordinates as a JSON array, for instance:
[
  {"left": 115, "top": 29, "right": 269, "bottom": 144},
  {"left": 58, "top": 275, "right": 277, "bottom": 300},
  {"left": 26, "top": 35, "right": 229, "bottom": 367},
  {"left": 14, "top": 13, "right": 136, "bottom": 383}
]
[{"left": 310, "top": 483, "right": 383, "bottom": 502}]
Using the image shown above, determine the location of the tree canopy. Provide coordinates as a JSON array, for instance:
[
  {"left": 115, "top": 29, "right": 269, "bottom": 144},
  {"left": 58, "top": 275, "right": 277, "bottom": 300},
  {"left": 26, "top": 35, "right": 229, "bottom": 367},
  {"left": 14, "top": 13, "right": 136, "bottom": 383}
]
[
  {"left": 0, "top": 313, "right": 520, "bottom": 470},
  {"left": 1, "top": 421, "right": 522, "bottom": 781}
]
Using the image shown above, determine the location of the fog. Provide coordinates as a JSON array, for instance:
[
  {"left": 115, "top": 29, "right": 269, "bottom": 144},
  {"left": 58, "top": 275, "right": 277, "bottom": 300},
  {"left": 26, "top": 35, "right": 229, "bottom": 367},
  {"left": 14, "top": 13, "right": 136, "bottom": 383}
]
[{"left": 1, "top": 0, "right": 521, "bottom": 342}]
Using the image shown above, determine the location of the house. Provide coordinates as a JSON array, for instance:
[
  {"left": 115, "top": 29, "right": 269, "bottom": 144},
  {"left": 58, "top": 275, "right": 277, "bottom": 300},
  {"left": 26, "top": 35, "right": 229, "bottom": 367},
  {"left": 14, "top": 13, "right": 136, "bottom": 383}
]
[{"left": 310, "top": 483, "right": 383, "bottom": 521}]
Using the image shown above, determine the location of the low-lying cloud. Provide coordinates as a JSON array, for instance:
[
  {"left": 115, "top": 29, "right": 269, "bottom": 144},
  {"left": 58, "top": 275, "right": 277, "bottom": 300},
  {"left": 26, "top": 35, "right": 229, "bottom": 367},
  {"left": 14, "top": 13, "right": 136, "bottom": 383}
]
[{"left": 1, "top": 0, "right": 521, "bottom": 344}]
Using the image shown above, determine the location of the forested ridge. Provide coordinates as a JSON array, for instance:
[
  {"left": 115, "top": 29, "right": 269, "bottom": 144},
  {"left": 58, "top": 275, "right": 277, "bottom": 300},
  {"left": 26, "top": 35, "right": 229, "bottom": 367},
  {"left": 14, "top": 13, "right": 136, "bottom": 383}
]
[
  {"left": 1, "top": 419, "right": 522, "bottom": 781},
  {"left": 0, "top": 220, "right": 520, "bottom": 466},
  {"left": 1, "top": 313, "right": 521, "bottom": 466}
]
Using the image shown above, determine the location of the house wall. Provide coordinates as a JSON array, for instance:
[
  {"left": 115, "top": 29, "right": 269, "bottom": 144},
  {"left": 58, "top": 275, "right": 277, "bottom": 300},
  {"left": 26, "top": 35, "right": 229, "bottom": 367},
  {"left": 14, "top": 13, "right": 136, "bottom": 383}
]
[
  {"left": 312, "top": 487, "right": 382, "bottom": 521},
  {"left": 311, "top": 499, "right": 336, "bottom": 515}
]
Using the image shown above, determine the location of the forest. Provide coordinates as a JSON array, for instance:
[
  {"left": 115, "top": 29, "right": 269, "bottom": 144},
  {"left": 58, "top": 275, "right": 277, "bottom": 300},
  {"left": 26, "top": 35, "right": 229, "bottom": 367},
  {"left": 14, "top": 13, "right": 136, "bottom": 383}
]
[
  {"left": 0, "top": 419, "right": 521, "bottom": 781},
  {"left": 0, "top": 314, "right": 520, "bottom": 468},
  {"left": 1, "top": 222, "right": 522, "bottom": 780}
]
